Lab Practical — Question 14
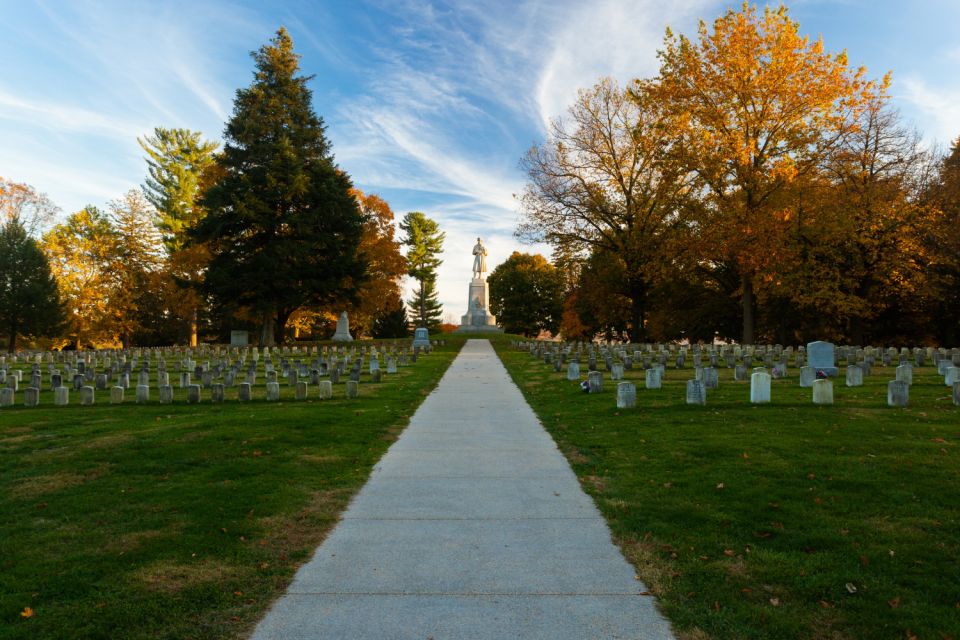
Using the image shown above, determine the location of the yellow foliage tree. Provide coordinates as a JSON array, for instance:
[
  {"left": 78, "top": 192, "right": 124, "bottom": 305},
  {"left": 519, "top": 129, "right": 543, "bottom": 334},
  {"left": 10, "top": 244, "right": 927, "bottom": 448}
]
[{"left": 644, "top": 2, "right": 881, "bottom": 342}]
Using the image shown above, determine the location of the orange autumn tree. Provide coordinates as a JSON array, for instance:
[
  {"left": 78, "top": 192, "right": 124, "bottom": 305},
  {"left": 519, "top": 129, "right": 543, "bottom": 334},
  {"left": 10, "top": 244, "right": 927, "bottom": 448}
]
[
  {"left": 643, "top": 2, "right": 880, "bottom": 343},
  {"left": 345, "top": 189, "right": 406, "bottom": 337}
]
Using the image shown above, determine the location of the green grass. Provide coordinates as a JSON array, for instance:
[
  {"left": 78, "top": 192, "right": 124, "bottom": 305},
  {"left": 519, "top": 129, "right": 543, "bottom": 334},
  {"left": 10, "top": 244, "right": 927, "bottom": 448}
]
[
  {"left": 493, "top": 339, "right": 960, "bottom": 640},
  {"left": 0, "top": 339, "right": 462, "bottom": 640}
]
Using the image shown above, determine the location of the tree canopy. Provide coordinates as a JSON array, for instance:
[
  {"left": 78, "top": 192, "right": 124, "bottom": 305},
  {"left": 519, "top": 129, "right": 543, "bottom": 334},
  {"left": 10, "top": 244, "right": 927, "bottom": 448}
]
[
  {"left": 0, "top": 220, "right": 63, "bottom": 351},
  {"left": 488, "top": 252, "right": 563, "bottom": 337},
  {"left": 193, "top": 27, "right": 366, "bottom": 346}
]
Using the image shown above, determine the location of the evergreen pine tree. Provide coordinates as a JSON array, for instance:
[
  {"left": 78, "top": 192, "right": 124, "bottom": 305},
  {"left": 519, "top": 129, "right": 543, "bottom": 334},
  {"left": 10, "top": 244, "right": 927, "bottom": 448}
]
[
  {"left": 399, "top": 211, "right": 444, "bottom": 329},
  {"left": 193, "top": 27, "right": 366, "bottom": 346},
  {"left": 0, "top": 220, "right": 63, "bottom": 351}
]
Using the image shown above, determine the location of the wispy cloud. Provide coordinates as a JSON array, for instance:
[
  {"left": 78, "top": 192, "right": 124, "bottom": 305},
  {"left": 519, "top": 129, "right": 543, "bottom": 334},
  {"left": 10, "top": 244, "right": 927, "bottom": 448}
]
[
  {"left": 899, "top": 76, "right": 960, "bottom": 146},
  {"left": 0, "top": 89, "right": 149, "bottom": 140}
]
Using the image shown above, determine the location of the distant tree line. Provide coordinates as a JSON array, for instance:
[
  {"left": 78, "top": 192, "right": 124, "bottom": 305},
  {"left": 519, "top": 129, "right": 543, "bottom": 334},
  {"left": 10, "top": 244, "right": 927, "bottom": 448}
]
[
  {"left": 511, "top": 3, "right": 960, "bottom": 346},
  {"left": 0, "top": 28, "right": 453, "bottom": 351}
]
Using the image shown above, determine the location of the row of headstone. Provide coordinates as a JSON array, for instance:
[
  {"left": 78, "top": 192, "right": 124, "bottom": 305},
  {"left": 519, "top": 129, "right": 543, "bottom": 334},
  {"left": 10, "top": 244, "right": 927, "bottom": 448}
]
[
  {"left": 0, "top": 380, "right": 368, "bottom": 407},
  {"left": 599, "top": 378, "right": 960, "bottom": 408},
  {"left": 517, "top": 339, "right": 960, "bottom": 372}
]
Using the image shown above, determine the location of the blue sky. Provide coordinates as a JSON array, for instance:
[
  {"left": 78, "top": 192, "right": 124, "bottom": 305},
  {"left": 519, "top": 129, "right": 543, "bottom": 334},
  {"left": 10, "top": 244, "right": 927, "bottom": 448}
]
[{"left": 2, "top": 0, "right": 959, "bottom": 321}]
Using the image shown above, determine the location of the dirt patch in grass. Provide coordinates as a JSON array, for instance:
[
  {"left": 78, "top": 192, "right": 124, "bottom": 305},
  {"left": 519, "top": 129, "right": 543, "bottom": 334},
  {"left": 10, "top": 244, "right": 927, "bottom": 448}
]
[
  {"left": 107, "top": 524, "right": 184, "bottom": 554},
  {"left": 0, "top": 433, "right": 38, "bottom": 445},
  {"left": 618, "top": 535, "right": 677, "bottom": 597},
  {"left": 135, "top": 559, "right": 240, "bottom": 595},
  {"left": 81, "top": 433, "right": 134, "bottom": 450},
  {"left": 582, "top": 475, "right": 607, "bottom": 492},
  {"left": 11, "top": 465, "right": 109, "bottom": 499},
  {"left": 300, "top": 454, "right": 343, "bottom": 464},
  {"left": 258, "top": 488, "right": 354, "bottom": 555},
  {"left": 565, "top": 447, "right": 590, "bottom": 464},
  {"left": 2, "top": 426, "right": 33, "bottom": 435}
]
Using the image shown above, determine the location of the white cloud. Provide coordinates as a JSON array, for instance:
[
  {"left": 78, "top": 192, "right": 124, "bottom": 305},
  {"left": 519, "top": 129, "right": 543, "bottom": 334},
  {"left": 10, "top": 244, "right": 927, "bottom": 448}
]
[{"left": 898, "top": 76, "right": 960, "bottom": 146}]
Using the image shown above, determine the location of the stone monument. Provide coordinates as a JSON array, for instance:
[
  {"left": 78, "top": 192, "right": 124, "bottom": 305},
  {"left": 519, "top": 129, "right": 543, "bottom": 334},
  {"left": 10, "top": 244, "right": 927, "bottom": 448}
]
[
  {"left": 331, "top": 311, "right": 354, "bottom": 342},
  {"left": 455, "top": 237, "right": 503, "bottom": 334},
  {"left": 412, "top": 326, "right": 431, "bottom": 348}
]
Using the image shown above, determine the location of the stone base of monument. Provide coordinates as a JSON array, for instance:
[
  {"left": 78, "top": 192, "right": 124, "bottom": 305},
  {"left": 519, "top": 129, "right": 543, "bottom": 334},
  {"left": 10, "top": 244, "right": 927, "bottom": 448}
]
[{"left": 454, "top": 277, "right": 503, "bottom": 334}]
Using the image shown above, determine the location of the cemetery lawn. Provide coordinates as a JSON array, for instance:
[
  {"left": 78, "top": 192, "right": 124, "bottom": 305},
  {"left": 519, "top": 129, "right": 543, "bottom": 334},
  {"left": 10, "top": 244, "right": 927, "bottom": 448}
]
[
  {"left": 494, "top": 340, "right": 960, "bottom": 640},
  {"left": 0, "top": 340, "right": 462, "bottom": 640}
]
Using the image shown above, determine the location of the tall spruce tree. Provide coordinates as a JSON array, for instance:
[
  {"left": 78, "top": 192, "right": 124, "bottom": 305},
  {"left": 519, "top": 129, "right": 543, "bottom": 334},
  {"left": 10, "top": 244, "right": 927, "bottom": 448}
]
[
  {"left": 194, "top": 27, "right": 366, "bottom": 346},
  {"left": 399, "top": 211, "right": 444, "bottom": 329},
  {"left": 139, "top": 128, "right": 218, "bottom": 252},
  {"left": 0, "top": 220, "right": 63, "bottom": 351}
]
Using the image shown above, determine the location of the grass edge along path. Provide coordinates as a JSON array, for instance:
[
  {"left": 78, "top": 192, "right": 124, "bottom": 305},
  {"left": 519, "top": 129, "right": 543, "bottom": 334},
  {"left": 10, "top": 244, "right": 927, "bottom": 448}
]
[
  {"left": 0, "top": 338, "right": 464, "bottom": 640},
  {"left": 492, "top": 337, "right": 960, "bottom": 640}
]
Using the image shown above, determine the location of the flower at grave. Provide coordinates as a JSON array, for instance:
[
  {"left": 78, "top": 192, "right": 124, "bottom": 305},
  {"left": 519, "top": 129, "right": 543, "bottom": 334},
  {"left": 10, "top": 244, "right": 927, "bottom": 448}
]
[
  {"left": 580, "top": 380, "right": 590, "bottom": 393},
  {"left": 816, "top": 369, "right": 830, "bottom": 379}
]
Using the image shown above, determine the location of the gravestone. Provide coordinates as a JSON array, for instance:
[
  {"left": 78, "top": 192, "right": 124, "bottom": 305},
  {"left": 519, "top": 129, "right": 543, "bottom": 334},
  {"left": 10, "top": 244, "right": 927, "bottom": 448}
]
[
  {"left": 187, "top": 384, "right": 201, "bottom": 404},
  {"left": 734, "top": 364, "right": 747, "bottom": 381},
  {"left": 953, "top": 381, "right": 960, "bottom": 406},
  {"left": 895, "top": 364, "right": 913, "bottom": 386},
  {"left": 80, "top": 386, "right": 95, "bottom": 406},
  {"left": 887, "top": 380, "right": 909, "bottom": 407},
  {"left": 136, "top": 385, "right": 150, "bottom": 404},
  {"left": 346, "top": 380, "right": 359, "bottom": 398},
  {"left": 610, "top": 363, "right": 624, "bottom": 381},
  {"left": 812, "top": 379, "right": 833, "bottom": 405},
  {"left": 616, "top": 382, "right": 636, "bottom": 409},
  {"left": 807, "top": 341, "right": 838, "bottom": 376},
  {"left": 230, "top": 330, "right": 249, "bottom": 346},
  {"left": 24, "top": 387, "right": 39, "bottom": 407},
  {"left": 686, "top": 379, "right": 706, "bottom": 405},
  {"left": 799, "top": 366, "right": 815, "bottom": 388},
  {"left": 266, "top": 382, "right": 280, "bottom": 401},
  {"left": 318, "top": 380, "right": 333, "bottom": 399},
  {"left": 238, "top": 382, "right": 252, "bottom": 402},
  {"left": 332, "top": 311, "right": 354, "bottom": 343},
  {"left": 110, "top": 386, "right": 124, "bottom": 404},
  {"left": 701, "top": 367, "right": 719, "bottom": 389},
  {"left": 159, "top": 385, "right": 174, "bottom": 404},
  {"left": 54, "top": 387, "right": 69, "bottom": 406},
  {"left": 567, "top": 361, "right": 580, "bottom": 381},
  {"left": 295, "top": 381, "right": 308, "bottom": 400},
  {"left": 587, "top": 371, "right": 603, "bottom": 393},
  {"left": 750, "top": 372, "right": 771, "bottom": 404},
  {"left": 645, "top": 368, "right": 662, "bottom": 390},
  {"left": 0, "top": 387, "right": 13, "bottom": 407},
  {"left": 945, "top": 367, "right": 959, "bottom": 386},
  {"left": 211, "top": 384, "right": 225, "bottom": 403},
  {"left": 845, "top": 365, "right": 863, "bottom": 387}
]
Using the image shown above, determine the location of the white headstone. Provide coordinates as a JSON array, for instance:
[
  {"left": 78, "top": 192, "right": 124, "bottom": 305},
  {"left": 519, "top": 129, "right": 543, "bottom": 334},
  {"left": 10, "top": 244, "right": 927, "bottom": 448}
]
[{"left": 750, "top": 371, "right": 771, "bottom": 403}]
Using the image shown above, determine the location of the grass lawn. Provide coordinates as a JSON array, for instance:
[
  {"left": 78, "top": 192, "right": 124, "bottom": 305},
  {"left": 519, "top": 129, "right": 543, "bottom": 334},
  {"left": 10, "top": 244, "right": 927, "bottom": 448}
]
[
  {"left": 0, "top": 339, "right": 462, "bottom": 640},
  {"left": 494, "top": 338, "right": 960, "bottom": 640}
]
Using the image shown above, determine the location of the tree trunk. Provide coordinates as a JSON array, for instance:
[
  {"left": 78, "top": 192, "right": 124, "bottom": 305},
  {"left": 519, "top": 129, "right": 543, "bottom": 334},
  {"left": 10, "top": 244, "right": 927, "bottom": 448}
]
[
  {"left": 190, "top": 309, "right": 198, "bottom": 347},
  {"left": 260, "top": 313, "right": 276, "bottom": 347},
  {"left": 7, "top": 323, "right": 17, "bottom": 353},
  {"left": 741, "top": 272, "right": 755, "bottom": 345},
  {"left": 274, "top": 309, "right": 291, "bottom": 346},
  {"left": 630, "top": 285, "right": 646, "bottom": 343}
]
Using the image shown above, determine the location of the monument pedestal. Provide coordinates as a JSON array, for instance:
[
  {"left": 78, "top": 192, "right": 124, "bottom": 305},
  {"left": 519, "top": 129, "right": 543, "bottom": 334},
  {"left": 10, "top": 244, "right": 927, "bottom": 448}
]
[{"left": 455, "top": 278, "right": 502, "bottom": 334}]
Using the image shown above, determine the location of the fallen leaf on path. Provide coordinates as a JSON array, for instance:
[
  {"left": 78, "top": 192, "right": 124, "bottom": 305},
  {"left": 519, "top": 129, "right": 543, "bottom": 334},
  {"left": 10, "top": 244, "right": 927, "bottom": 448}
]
[
  {"left": 20, "top": 607, "right": 33, "bottom": 618},
  {"left": 846, "top": 583, "right": 858, "bottom": 594},
  {"left": 769, "top": 598, "right": 780, "bottom": 606}
]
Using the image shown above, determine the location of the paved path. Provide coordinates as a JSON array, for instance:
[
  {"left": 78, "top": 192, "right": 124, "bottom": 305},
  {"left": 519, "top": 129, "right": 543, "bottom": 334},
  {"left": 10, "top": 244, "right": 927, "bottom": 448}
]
[{"left": 251, "top": 339, "right": 675, "bottom": 639}]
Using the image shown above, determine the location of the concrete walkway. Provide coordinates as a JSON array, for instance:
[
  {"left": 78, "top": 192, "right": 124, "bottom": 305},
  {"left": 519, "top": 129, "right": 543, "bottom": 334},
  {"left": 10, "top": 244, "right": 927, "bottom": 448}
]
[{"left": 251, "top": 339, "right": 675, "bottom": 639}]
